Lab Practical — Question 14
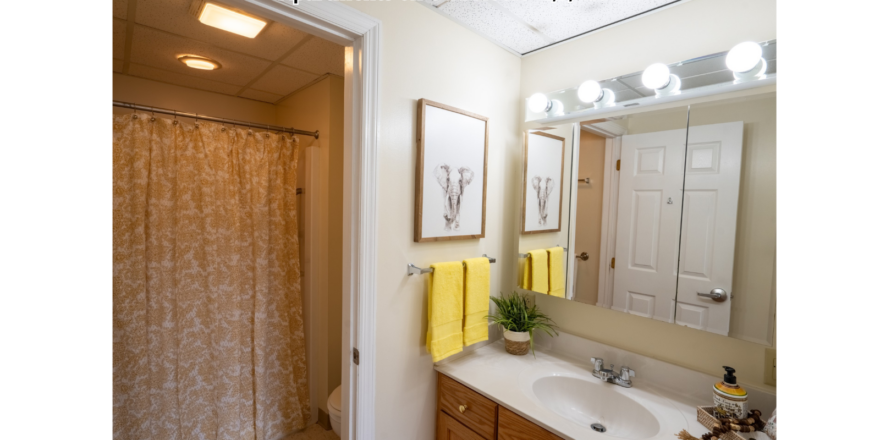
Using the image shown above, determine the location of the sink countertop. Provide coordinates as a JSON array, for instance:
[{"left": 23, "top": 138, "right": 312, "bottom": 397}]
[{"left": 435, "top": 339, "right": 771, "bottom": 440}]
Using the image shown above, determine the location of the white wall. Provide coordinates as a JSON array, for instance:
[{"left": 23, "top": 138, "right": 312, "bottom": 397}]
[
  {"left": 276, "top": 75, "right": 345, "bottom": 419},
  {"left": 345, "top": 2, "right": 522, "bottom": 439},
  {"left": 112, "top": 74, "right": 277, "bottom": 125}
]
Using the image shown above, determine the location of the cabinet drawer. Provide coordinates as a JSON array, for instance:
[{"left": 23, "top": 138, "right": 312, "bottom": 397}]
[
  {"left": 498, "top": 406, "right": 563, "bottom": 440},
  {"left": 438, "top": 374, "right": 497, "bottom": 440},
  {"left": 437, "top": 411, "right": 486, "bottom": 440}
]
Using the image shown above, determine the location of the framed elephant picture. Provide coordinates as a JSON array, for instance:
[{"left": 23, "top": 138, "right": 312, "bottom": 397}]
[
  {"left": 522, "top": 131, "right": 565, "bottom": 234},
  {"left": 414, "top": 99, "right": 489, "bottom": 242}
]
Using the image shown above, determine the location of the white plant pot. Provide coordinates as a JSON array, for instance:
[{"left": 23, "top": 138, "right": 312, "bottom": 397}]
[{"left": 503, "top": 330, "right": 530, "bottom": 355}]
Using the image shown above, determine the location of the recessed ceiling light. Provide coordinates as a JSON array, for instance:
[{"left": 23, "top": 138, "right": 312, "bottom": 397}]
[
  {"left": 198, "top": 3, "right": 267, "bottom": 38},
  {"left": 178, "top": 55, "right": 221, "bottom": 70}
]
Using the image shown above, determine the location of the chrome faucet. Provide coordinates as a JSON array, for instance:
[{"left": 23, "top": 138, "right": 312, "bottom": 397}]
[{"left": 590, "top": 357, "right": 636, "bottom": 388}]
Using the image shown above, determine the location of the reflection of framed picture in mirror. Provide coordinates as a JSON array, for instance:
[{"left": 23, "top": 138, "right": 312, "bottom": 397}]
[
  {"left": 522, "top": 131, "right": 565, "bottom": 234},
  {"left": 414, "top": 98, "right": 489, "bottom": 243}
]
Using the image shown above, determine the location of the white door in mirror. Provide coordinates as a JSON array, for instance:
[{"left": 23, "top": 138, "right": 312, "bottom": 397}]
[
  {"left": 674, "top": 121, "right": 743, "bottom": 336},
  {"left": 613, "top": 129, "right": 687, "bottom": 322}
]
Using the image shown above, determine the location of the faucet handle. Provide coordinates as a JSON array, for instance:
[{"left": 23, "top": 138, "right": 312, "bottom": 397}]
[
  {"left": 619, "top": 367, "right": 636, "bottom": 381},
  {"left": 590, "top": 357, "right": 603, "bottom": 371}
]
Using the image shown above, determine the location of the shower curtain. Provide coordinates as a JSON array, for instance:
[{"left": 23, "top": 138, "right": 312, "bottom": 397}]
[{"left": 113, "top": 112, "right": 309, "bottom": 440}]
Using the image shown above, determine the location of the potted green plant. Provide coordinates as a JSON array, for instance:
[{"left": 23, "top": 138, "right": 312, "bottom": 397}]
[{"left": 487, "top": 291, "right": 558, "bottom": 356}]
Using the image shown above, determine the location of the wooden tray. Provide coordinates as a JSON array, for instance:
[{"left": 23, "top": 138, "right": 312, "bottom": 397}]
[{"left": 696, "top": 406, "right": 764, "bottom": 440}]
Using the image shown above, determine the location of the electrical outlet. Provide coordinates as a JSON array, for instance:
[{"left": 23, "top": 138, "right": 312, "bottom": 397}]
[{"left": 764, "top": 348, "right": 776, "bottom": 386}]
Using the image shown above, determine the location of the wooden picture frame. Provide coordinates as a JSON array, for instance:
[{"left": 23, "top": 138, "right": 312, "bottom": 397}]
[
  {"left": 414, "top": 99, "right": 489, "bottom": 243},
  {"left": 521, "top": 131, "right": 566, "bottom": 234}
]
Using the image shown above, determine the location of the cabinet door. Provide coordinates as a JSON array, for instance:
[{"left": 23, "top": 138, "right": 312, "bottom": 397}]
[
  {"left": 498, "top": 406, "right": 563, "bottom": 440},
  {"left": 438, "top": 374, "right": 497, "bottom": 439},
  {"left": 437, "top": 411, "right": 486, "bottom": 440}
]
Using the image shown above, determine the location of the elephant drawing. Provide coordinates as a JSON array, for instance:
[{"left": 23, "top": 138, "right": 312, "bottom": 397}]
[
  {"left": 434, "top": 163, "right": 475, "bottom": 231},
  {"left": 532, "top": 176, "right": 554, "bottom": 226}
]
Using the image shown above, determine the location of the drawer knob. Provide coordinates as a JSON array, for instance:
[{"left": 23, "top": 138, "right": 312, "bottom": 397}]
[{"left": 459, "top": 404, "right": 467, "bottom": 414}]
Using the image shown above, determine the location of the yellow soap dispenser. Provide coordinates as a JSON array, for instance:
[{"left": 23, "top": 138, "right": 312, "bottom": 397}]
[{"left": 713, "top": 366, "right": 748, "bottom": 419}]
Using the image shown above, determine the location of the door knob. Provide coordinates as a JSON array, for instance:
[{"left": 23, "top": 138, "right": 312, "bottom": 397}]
[
  {"left": 576, "top": 252, "right": 589, "bottom": 261},
  {"left": 697, "top": 288, "right": 728, "bottom": 302}
]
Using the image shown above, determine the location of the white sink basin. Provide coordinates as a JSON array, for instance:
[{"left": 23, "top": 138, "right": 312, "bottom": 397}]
[
  {"left": 532, "top": 376, "right": 660, "bottom": 439},
  {"left": 519, "top": 363, "right": 688, "bottom": 439}
]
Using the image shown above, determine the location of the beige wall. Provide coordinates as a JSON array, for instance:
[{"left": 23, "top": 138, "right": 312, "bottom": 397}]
[
  {"left": 345, "top": 2, "right": 522, "bottom": 439},
  {"left": 520, "top": 0, "right": 777, "bottom": 99},
  {"left": 276, "top": 75, "right": 345, "bottom": 415},
  {"left": 112, "top": 74, "right": 277, "bottom": 125},
  {"left": 525, "top": 0, "right": 776, "bottom": 395},
  {"left": 573, "top": 131, "right": 606, "bottom": 305}
]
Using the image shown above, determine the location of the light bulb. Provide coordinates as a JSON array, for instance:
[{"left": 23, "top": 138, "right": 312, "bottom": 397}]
[
  {"left": 642, "top": 63, "right": 671, "bottom": 90},
  {"left": 577, "top": 80, "right": 603, "bottom": 103},
  {"left": 548, "top": 100, "right": 564, "bottom": 117},
  {"left": 527, "top": 93, "right": 550, "bottom": 113},
  {"left": 726, "top": 41, "right": 763, "bottom": 73}
]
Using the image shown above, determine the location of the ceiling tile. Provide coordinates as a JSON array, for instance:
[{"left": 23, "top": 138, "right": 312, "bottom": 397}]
[
  {"left": 250, "top": 65, "right": 318, "bottom": 96},
  {"left": 135, "top": 0, "right": 309, "bottom": 61},
  {"left": 240, "top": 88, "right": 283, "bottom": 103},
  {"left": 281, "top": 37, "right": 344, "bottom": 76},
  {"left": 126, "top": 64, "right": 243, "bottom": 95},
  {"left": 129, "top": 25, "right": 271, "bottom": 86},
  {"left": 113, "top": 0, "right": 128, "bottom": 19},
  {"left": 438, "top": 0, "right": 549, "bottom": 54},
  {"left": 501, "top": 0, "right": 676, "bottom": 43},
  {"left": 114, "top": 59, "right": 124, "bottom": 73},
  {"left": 114, "top": 19, "right": 127, "bottom": 59}
]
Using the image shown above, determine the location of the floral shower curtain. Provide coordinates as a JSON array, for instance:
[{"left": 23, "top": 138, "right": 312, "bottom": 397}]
[{"left": 113, "top": 112, "right": 309, "bottom": 440}]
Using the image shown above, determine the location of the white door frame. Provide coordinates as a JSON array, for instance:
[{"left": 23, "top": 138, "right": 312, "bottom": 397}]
[
  {"left": 226, "top": 2, "right": 380, "bottom": 439},
  {"left": 596, "top": 136, "right": 621, "bottom": 308}
]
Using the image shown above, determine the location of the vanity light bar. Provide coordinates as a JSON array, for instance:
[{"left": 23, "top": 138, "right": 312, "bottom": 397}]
[{"left": 407, "top": 255, "right": 497, "bottom": 276}]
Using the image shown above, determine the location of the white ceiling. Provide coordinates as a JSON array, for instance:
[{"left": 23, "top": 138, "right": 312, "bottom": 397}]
[
  {"left": 113, "top": 0, "right": 345, "bottom": 104},
  {"left": 425, "top": 0, "right": 682, "bottom": 55}
]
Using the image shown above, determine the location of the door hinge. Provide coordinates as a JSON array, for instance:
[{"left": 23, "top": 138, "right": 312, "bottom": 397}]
[
  {"left": 611, "top": 257, "right": 615, "bottom": 269},
  {"left": 353, "top": 348, "right": 360, "bottom": 366},
  {"left": 616, "top": 159, "right": 620, "bottom": 171}
]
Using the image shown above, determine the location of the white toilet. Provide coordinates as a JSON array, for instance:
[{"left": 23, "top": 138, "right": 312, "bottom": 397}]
[{"left": 327, "top": 385, "right": 342, "bottom": 436}]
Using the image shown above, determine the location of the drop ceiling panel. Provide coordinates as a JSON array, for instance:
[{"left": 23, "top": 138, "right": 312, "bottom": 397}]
[
  {"left": 430, "top": 0, "right": 681, "bottom": 55},
  {"left": 130, "top": 25, "right": 271, "bottom": 86},
  {"left": 239, "top": 89, "right": 283, "bottom": 103},
  {"left": 128, "top": 63, "right": 243, "bottom": 95},
  {"left": 113, "top": 19, "right": 127, "bottom": 59},
  {"left": 437, "top": 0, "right": 549, "bottom": 54},
  {"left": 509, "top": 0, "right": 674, "bottom": 42},
  {"left": 113, "top": 0, "right": 128, "bottom": 19},
  {"left": 135, "top": 0, "right": 310, "bottom": 61},
  {"left": 281, "top": 37, "right": 345, "bottom": 76},
  {"left": 250, "top": 65, "right": 318, "bottom": 96}
]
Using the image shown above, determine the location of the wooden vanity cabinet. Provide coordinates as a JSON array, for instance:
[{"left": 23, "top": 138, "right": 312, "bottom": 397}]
[{"left": 436, "top": 373, "right": 563, "bottom": 440}]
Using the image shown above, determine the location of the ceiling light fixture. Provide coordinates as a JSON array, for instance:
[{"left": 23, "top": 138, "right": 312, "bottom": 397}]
[
  {"left": 198, "top": 2, "right": 267, "bottom": 38},
  {"left": 577, "top": 80, "right": 615, "bottom": 108},
  {"left": 178, "top": 55, "right": 221, "bottom": 70},
  {"left": 726, "top": 41, "right": 767, "bottom": 81},
  {"left": 642, "top": 63, "right": 681, "bottom": 97}
]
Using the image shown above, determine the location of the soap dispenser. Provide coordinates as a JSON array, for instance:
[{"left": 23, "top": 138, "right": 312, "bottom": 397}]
[{"left": 713, "top": 366, "right": 748, "bottom": 419}]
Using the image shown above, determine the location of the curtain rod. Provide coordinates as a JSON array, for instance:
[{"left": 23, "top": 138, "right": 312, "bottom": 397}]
[{"left": 113, "top": 101, "right": 319, "bottom": 139}]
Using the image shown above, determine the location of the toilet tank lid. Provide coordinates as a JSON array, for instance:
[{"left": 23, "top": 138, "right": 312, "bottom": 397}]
[{"left": 328, "top": 386, "right": 342, "bottom": 412}]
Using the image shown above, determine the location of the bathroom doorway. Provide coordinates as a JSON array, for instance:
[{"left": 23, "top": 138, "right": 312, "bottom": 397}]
[{"left": 112, "top": 1, "right": 380, "bottom": 439}]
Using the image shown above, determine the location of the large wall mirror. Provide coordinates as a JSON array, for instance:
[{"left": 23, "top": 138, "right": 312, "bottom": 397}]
[{"left": 517, "top": 92, "right": 776, "bottom": 346}]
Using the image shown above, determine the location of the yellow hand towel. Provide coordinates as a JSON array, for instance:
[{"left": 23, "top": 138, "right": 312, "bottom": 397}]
[
  {"left": 547, "top": 247, "right": 565, "bottom": 298},
  {"left": 463, "top": 257, "right": 490, "bottom": 346},
  {"left": 426, "top": 261, "right": 464, "bottom": 362},
  {"left": 527, "top": 249, "right": 549, "bottom": 294}
]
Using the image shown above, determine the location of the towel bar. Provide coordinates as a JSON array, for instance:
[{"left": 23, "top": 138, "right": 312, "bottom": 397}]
[
  {"left": 407, "top": 254, "right": 496, "bottom": 276},
  {"left": 518, "top": 247, "right": 567, "bottom": 258}
]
